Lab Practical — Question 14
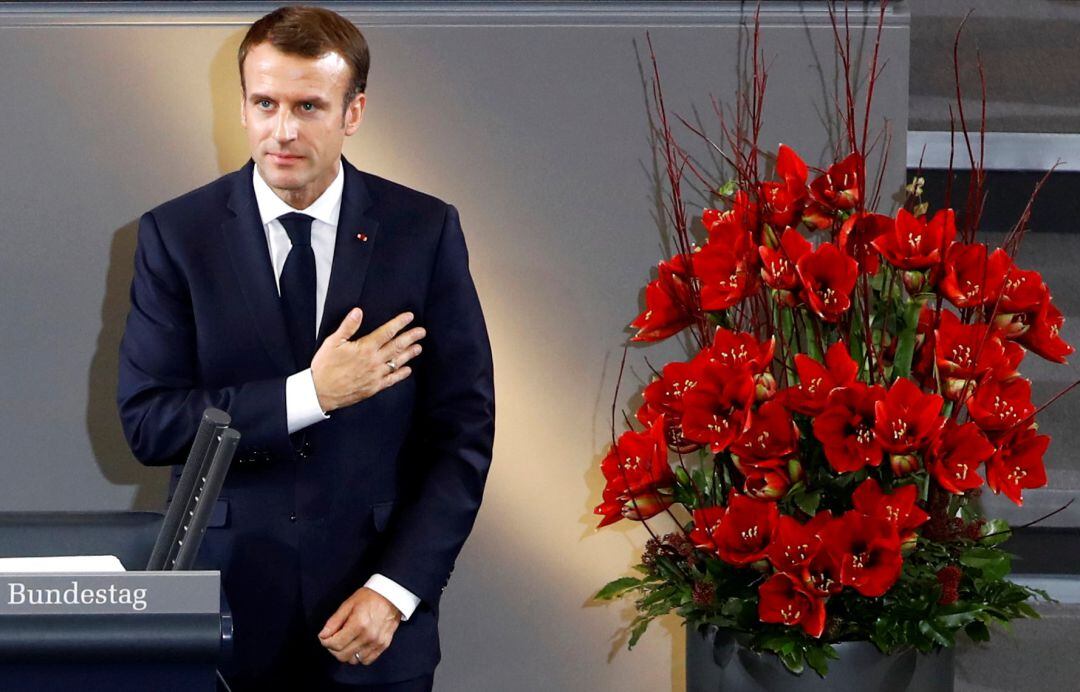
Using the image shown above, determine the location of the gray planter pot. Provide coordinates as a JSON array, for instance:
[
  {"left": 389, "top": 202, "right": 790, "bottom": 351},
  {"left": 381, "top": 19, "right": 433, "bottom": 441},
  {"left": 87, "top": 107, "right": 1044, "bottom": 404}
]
[{"left": 686, "top": 625, "right": 954, "bottom": 692}]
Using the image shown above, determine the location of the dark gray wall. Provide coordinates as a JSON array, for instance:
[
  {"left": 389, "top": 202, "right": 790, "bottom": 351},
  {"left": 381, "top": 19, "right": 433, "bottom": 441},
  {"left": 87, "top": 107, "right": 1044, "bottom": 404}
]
[{"left": 910, "top": 0, "right": 1080, "bottom": 133}]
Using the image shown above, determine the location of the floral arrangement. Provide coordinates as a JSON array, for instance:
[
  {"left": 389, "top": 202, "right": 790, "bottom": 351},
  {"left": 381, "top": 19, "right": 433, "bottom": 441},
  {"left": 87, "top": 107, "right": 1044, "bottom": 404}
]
[{"left": 593, "top": 4, "right": 1075, "bottom": 676}]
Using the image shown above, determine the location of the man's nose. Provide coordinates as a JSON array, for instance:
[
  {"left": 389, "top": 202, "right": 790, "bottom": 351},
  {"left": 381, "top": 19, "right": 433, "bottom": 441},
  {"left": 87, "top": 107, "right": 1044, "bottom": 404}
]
[{"left": 273, "top": 111, "right": 297, "bottom": 142}]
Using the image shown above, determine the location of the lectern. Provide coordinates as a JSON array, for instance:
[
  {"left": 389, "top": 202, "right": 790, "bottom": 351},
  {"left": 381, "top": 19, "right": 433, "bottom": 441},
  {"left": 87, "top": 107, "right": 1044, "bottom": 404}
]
[{"left": 0, "top": 409, "right": 238, "bottom": 691}]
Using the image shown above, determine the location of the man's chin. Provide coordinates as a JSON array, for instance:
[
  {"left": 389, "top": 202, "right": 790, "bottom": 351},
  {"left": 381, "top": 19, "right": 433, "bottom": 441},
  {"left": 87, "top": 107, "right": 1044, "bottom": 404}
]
[{"left": 258, "top": 165, "right": 306, "bottom": 191}]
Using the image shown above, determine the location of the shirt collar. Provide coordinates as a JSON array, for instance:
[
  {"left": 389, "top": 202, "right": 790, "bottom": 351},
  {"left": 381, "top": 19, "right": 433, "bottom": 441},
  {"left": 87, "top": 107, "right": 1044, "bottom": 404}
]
[{"left": 252, "top": 158, "right": 344, "bottom": 228}]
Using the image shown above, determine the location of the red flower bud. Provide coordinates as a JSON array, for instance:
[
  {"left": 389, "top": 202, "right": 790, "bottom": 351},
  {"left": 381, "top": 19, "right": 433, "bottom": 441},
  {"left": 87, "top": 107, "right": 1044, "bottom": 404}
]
[{"left": 889, "top": 453, "right": 921, "bottom": 476}]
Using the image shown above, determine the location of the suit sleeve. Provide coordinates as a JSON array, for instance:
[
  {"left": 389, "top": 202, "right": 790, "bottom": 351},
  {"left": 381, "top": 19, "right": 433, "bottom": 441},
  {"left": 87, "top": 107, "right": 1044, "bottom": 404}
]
[
  {"left": 117, "top": 211, "right": 293, "bottom": 466},
  {"left": 373, "top": 204, "right": 496, "bottom": 606}
]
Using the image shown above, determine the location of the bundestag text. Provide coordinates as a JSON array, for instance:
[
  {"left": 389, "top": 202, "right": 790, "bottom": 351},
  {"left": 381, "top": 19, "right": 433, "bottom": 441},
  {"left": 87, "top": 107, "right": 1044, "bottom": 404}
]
[{"left": 8, "top": 581, "right": 148, "bottom": 611}]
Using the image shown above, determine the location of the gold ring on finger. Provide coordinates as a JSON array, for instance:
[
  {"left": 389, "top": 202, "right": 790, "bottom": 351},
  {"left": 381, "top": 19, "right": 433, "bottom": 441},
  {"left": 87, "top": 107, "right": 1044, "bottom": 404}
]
[{"left": 386, "top": 359, "right": 397, "bottom": 373}]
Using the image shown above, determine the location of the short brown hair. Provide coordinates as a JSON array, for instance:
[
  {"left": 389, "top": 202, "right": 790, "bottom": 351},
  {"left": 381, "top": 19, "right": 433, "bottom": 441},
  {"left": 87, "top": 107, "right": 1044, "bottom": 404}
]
[{"left": 238, "top": 5, "right": 370, "bottom": 110}]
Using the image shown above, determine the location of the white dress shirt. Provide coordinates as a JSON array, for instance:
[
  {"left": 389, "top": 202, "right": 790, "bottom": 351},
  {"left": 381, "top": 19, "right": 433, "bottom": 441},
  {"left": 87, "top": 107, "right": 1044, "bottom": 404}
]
[{"left": 252, "top": 161, "right": 421, "bottom": 621}]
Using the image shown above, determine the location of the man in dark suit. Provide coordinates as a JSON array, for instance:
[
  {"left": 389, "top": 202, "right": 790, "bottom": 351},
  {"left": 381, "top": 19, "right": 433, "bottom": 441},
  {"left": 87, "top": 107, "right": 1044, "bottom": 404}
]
[{"left": 116, "top": 7, "right": 494, "bottom": 691}]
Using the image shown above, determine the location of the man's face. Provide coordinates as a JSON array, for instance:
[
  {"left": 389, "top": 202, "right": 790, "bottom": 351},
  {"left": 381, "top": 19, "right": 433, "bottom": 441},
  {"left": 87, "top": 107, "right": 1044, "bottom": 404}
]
[{"left": 240, "top": 42, "right": 365, "bottom": 207}]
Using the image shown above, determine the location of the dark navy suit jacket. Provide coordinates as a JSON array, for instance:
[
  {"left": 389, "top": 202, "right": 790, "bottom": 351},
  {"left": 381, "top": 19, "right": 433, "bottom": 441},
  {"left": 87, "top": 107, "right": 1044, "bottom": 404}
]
[{"left": 117, "top": 157, "right": 495, "bottom": 684}]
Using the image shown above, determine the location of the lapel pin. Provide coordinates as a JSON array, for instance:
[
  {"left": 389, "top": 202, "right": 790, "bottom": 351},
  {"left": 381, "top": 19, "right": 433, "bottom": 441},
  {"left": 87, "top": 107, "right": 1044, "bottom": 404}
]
[{"left": 356, "top": 233, "right": 368, "bottom": 242}]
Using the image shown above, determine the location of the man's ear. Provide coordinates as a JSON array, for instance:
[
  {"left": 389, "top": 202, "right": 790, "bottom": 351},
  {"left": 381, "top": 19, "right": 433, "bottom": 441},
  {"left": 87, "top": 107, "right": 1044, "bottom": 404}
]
[
  {"left": 239, "top": 93, "right": 247, "bottom": 128},
  {"left": 343, "top": 93, "right": 366, "bottom": 136}
]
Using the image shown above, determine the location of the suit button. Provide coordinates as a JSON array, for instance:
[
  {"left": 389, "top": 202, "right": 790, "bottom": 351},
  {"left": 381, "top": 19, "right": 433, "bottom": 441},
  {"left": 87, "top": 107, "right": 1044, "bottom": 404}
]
[{"left": 289, "top": 513, "right": 297, "bottom": 522}]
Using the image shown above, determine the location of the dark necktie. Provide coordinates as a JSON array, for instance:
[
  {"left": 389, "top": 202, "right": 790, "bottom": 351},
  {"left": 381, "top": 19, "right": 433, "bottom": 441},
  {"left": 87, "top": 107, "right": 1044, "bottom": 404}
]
[{"left": 278, "top": 212, "right": 317, "bottom": 369}]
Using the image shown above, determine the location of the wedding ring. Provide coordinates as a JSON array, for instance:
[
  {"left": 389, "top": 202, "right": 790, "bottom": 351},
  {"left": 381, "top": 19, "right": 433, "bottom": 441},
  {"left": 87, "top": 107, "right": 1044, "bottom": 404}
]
[
  {"left": 354, "top": 651, "right": 363, "bottom": 662},
  {"left": 386, "top": 359, "right": 398, "bottom": 372}
]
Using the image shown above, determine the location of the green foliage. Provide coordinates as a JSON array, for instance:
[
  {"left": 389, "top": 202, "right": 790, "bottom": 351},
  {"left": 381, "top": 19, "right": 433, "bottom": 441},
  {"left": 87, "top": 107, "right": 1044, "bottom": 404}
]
[{"left": 594, "top": 519, "right": 1050, "bottom": 673}]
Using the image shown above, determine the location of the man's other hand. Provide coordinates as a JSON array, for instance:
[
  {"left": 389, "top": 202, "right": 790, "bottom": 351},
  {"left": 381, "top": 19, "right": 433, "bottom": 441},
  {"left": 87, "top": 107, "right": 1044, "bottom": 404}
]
[
  {"left": 311, "top": 308, "right": 425, "bottom": 413},
  {"left": 318, "top": 586, "right": 402, "bottom": 665}
]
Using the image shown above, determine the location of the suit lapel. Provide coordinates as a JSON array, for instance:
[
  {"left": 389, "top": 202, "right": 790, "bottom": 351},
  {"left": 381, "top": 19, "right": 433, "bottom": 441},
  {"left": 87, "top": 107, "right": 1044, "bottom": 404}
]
[
  {"left": 222, "top": 160, "right": 297, "bottom": 374},
  {"left": 318, "top": 159, "right": 381, "bottom": 343}
]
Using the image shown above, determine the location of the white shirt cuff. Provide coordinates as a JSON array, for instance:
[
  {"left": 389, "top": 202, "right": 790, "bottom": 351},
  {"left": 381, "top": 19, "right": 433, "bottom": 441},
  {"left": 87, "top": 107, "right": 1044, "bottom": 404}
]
[
  {"left": 364, "top": 573, "right": 421, "bottom": 621},
  {"left": 285, "top": 369, "right": 329, "bottom": 434}
]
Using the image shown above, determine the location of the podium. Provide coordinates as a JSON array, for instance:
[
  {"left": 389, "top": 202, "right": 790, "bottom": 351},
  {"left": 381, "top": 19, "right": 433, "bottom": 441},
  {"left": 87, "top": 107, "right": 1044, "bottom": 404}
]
[
  {"left": 0, "top": 409, "right": 239, "bottom": 690},
  {"left": 0, "top": 513, "right": 231, "bottom": 691}
]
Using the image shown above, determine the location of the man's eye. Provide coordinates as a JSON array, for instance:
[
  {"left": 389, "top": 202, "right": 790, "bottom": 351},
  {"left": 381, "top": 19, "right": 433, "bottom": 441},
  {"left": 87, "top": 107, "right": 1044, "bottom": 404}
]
[
  {"left": 258, "top": 100, "right": 272, "bottom": 109},
  {"left": 301, "top": 103, "right": 315, "bottom": 112}
]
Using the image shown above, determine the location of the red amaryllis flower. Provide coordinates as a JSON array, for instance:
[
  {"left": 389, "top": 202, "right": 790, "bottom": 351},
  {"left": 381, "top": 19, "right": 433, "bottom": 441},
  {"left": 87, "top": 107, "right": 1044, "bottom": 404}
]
[
  {"left": 759, "top": 226, "right": 812, "bottom": 297},
  {"left": 637, "top": 359, "right": 703, "bottom": 453},
  {"left": 731, "top": 400, "right": 800, "bottom": 465},
  {"left": 813, "top": 383, "right": 887, "bottom": 473},
  {"left": 872, "top": 208, "right": 956, "bottom": 271},
  {"left": 803, "top": 543, "right": 845, "bottom": 597},
  {"left": 705, "top": 328, "right": 775, "bottom": 374},
  {"left": 838, "top": 212, "right": 892, "bottom": 275},
  {"left": 776, "top": 143, "right": 810, "bottom": 191},
  {"left": 1000, "top": 267, "right": 1047, "bottom": 314},
  {"left": 630, "top": 254, "right": 696, "bottom": 342},
  {"left": 927, "top": 420, "right": 995, "bottom": 495},
  {"left": 760, "top": 182, "right": 805, "bottom": 231},
  {"left": 986, "top": 426, "right": 1050, "bottom": 506},
  {"left": 768, "top": 512, "right": 832, "bottom": 572},
  {"left": 797, "top": 242, "right": 859, "bottom": 322},
  {"left": 967, "top": 377, "right": 1036, "bottom": 433},
  {"left": 702, "top": 328, "right": 776, "bottom": 403},
  {"left": 809, "top": 151, "right": 863, "bottom": 216},
  {"left": 1017, "top": 295, "right": 1074, "bottom": 364},
  {"left": 992, "top": 267, "right": 1048, "bottom": 339},
  {"left": 707, "top": 492, "right": 779, "bottom": 566},
  {"left": 703, "top": 190, "right": 760, "bottom": 252},
  {"left": 825, "top": 512, "right": 903, "bottom": 597},
  {"left": 594, "top": 418, "right": 675, "bottom": 527},
  {"left": 760, "top": 146, "right": 811, "bottom": 229},
  {"left": 689, "top": 506, "right": 726, "bottom": 552},
  {"left": 758, "top": 572, "right": 827, "bottom": 638},
  {"left": 695, "top": 241, "right": 759, "bottom": 312},
  {"left": 681, "top": 363, "right": 756, "bottom": 453},
  {"left": 873, "top": 377, "right": 945, "bottom": 454},
  {"left": 784, "top": 341, "right": 859, "bottom": 416},
  {"left": 851, "top": 478, "right": 929, "bottom": 545},
  {"left": 993, "top": 339, "right": 1027, "bottom": 382},
  {"left": 934, "top": 310, "right": 1006, "bottom": 401},
  {"left": 939, "top": 244, "right": 1011, "bottom": 309}
]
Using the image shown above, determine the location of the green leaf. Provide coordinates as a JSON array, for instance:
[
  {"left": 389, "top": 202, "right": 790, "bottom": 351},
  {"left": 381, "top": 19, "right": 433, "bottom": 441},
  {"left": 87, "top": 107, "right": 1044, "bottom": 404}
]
[
  {"left": 960, "top": 547, "right": 1012, "bottom": 581},
  {"left": 779, "top": 650, "right": 805, "bottom": 675},
  {"left": 918, "top": 620, "right": 953, "bottom": 647},
  {"left": 594, "top": 576, "right": 642, "bottom": 601},
  {"left": 638, "top": 585, "right": 678, "bottom": 608},
  {"left": 794, "top": 489, "right": 822, "bottom": 516},
  {"left": 936, "top": 607, "right": 980, "bottom": 629},
  {"left": 965, "top": 620, "right": 991, "bottom": 642},
  {"left": 1016, "top": 602, "right": 1041, "bottom": 619},
  {"left": 716, "top": 179, "right": 738, "bottom": 198},
  {"left": 628, "top": 617, "right": 652, "bottom": 649},
  {"left": 980, "top": 519, "right": 1012, "bottom": 547},
  {"left": 805, "top": 646, "right": 832, "bottom": 677}
]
